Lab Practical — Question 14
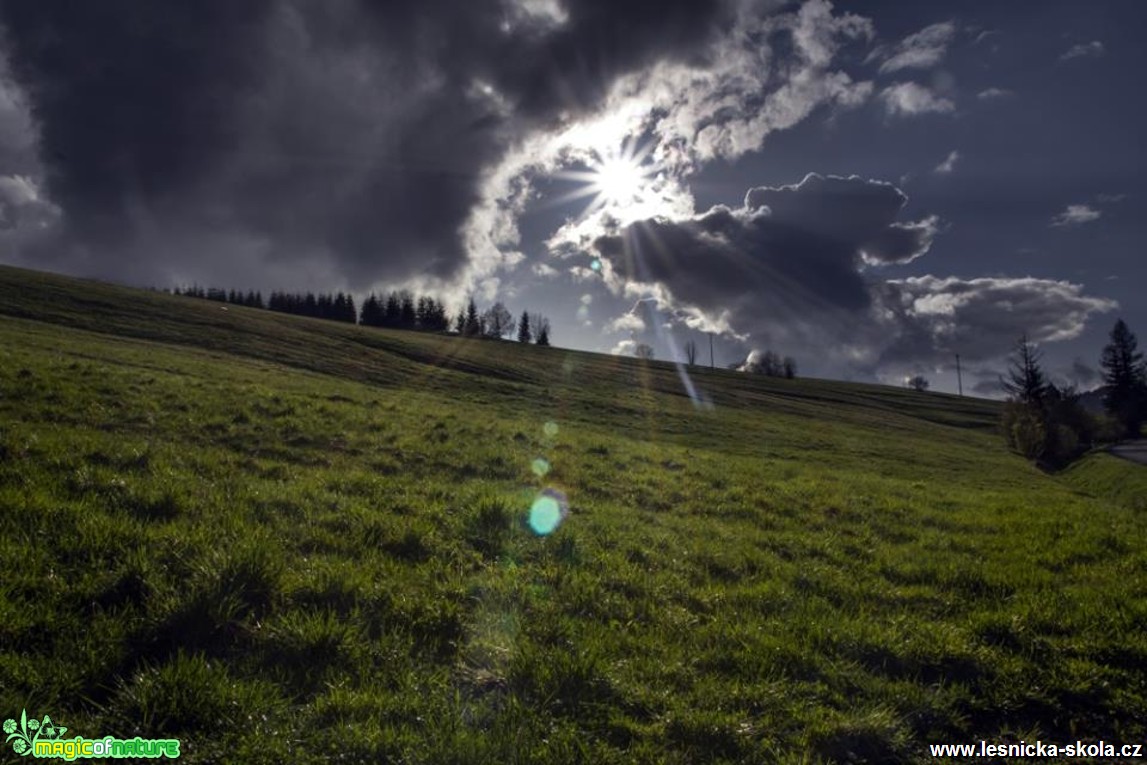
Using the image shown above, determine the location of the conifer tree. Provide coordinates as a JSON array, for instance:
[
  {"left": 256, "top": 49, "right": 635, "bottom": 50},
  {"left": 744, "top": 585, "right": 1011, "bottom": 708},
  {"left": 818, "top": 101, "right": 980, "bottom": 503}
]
[
  {"left": 360, "top": 294, "right": 382, "bottom": 326},
  {"left": 399, "top": 291, "right": 416, "bottom": 329},
  {"left": 517, "top": 310, "right": 531, "bottom": 343},
  {"left": 464, "top": 298, "right": 482, "bottom": 337},
  {"left": 1101, "top": 318, "right": 1147, "bottom": 437},
  {"left": 1001, "top": 334, "right": 1050, "bottom": 407}
]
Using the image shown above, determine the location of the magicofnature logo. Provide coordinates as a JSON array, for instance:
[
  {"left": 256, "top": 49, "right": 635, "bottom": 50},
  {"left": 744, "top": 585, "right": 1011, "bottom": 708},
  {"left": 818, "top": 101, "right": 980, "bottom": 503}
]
[{"left": 4, "top": 709, "right": 180, "bottom": 760}]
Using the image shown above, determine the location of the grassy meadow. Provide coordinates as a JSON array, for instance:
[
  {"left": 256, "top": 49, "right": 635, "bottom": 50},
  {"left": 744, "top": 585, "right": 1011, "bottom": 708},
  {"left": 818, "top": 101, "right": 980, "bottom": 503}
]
[{"left": 1, "top": 265, "right": 1145, "bottom": 763}]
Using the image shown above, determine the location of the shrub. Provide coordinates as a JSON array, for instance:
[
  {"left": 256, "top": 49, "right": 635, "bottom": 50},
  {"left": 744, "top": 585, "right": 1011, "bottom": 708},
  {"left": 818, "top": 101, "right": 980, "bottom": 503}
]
[
  {"left": 1001, "top": 387, "right": 1098, "bottom": 470},
  {"left": 1002, "top": 402, "right": 1046, "bottom": 461}
]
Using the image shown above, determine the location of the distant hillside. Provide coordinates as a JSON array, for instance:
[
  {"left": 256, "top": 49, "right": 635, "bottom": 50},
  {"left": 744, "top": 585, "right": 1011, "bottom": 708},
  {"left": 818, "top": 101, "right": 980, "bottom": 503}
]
[{"left": 1076, "top": 385, "right": 1108, "bottom": 415}]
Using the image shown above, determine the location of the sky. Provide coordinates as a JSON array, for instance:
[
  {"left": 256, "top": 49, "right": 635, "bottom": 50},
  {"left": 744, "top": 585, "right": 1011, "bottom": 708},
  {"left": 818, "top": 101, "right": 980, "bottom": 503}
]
[{"left": 0, "top": 0, "right": 1142, "bottom": 395}]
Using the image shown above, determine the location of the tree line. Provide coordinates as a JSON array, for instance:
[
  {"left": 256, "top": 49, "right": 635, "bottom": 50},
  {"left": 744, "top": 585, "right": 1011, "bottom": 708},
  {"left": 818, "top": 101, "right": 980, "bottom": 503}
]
[
  {"left": 268, "top": 291, "right": 358, "bottom": 323},
  {"left": 1001, "top": 318, "right": 1145, "bottom": 468},
  {"left": 169, "top": 284, "right": 551, "bottom": 344},
  {"left": 452, "top": 299, "right": 551, "bottom": 345},
  {"left": 172, "top": 285, "right": 265, "bottom": 309},
  {"left": 360, "top": 291, "right": 449, "bottom": 331}
]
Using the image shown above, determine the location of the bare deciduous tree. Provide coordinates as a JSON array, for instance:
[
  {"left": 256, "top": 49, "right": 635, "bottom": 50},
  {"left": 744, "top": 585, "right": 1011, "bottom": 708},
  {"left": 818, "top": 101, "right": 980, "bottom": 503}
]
[
  {"left": 530, "top": 313, "right": 551, "bottom": 346},
  {"left": 483, "top": 302, "right": 514, "bottom": 339},
  {"left": 634, "top": 343, "right": 654, "bottom": 360},
  {"left": 907, "top": 374, "right": 930, "bottom": 392}
]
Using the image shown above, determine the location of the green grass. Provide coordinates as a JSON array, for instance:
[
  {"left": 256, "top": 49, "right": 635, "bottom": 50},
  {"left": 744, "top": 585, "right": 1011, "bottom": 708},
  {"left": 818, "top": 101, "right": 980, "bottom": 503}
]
[
  {"left": 1059, "top": 452, "right": 1147, "bottom": 512},
  {"left": 1, "top": 264, "right": 1145, "bottom": 763}
]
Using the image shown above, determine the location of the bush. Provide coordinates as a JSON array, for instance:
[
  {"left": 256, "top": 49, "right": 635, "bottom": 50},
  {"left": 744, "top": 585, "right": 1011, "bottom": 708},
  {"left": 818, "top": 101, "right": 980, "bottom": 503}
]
[
  {"left": 1094, "top": 414, "right": 1127, "bottom": 444},
  {"left": 1002, "top": 402, "right": 1046, "bottom": 461},
  {"left": 1001, "top": 388, "right": 1097, "bottom": 470}
]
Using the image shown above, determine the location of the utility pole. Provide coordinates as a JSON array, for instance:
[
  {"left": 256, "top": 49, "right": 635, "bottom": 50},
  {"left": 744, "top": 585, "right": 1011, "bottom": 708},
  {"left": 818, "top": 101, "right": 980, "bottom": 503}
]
[
  {"left": 955, "top": 353, "right": 963, "bottom": 396},
  {"left": 709, "top": 332, "right": 714, "bottom": 370}
]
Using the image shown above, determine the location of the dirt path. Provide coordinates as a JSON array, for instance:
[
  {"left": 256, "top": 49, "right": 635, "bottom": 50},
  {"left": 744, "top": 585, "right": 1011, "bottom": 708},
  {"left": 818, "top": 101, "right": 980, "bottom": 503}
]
[{"left": 1110, "top": 440, "right": 1147, "bottom": 466}]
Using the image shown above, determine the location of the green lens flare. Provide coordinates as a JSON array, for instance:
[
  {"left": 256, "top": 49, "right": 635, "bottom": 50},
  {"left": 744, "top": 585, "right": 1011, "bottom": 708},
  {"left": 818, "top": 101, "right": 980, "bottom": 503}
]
[
  {"left": 543, "top": 421, "right": 559, "bottom": 437},
  {"left": 531, "top": 457, "right": 551, "bottom": 477},
  {"left": 528, "top": 489, "right": 567, "bottom": 536}
]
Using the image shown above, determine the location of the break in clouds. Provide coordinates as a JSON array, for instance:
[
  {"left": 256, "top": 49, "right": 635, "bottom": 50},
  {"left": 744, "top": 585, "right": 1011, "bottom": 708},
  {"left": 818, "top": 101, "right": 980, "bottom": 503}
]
[{"left": 0, "top": 0, "right": 1117, "bottom": 377}]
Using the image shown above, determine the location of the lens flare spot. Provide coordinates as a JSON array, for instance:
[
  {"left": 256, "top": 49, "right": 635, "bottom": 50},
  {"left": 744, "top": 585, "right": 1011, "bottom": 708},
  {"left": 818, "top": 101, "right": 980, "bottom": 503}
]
[
  {"left": 528, "top": 489, "right": 568, "bottom": 535},
  {"left": 531, "top": 457, "right": 551, "bottom": 477},
  {"left": 543, "top": 421, "right": 559, "bottom": 438},
  {"left": 590, "top": 258, "right": 603, "bottom": 272}
]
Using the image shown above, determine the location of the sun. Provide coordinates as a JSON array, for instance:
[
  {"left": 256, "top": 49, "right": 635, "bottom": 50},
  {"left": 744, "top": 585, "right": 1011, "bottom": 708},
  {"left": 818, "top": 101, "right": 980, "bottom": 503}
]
[
  {"left": 591, "top": 153, "right": 649, "bottom": 206},
  {"left": 553, "top": 137, "right": 659, "bottom": 219}
]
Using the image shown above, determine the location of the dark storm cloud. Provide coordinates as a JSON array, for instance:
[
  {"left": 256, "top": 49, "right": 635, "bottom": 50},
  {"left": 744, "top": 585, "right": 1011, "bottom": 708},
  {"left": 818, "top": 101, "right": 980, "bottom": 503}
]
[
  {"left": 0, "top": 0, "right": 731, "bottom": 288},
  {"left": 591, "top": 174, "right": 1115, "bottom": 373},
  {"left": 744, "top": 174, "right": 936, "bottom": 265},
  {"left": 592, "top": 173, "right": 936, "bottom": 341}
]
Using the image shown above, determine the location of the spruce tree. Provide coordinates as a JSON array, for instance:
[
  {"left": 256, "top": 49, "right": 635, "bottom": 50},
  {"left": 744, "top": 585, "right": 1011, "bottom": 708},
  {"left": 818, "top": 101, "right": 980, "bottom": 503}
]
[
  {"left": 1001, "top": 334, "right": 1050, "bottom": 407},
  {"left": 360, "top": 294, "right": 381, "bottom": 326},
  {"left": 464, "top": 298, "right": 481, "bottom": 337},
  {"left": 427, "top": 298, "right": 448, "bottom": 331},
  {"left": 399, "top": 291, "right": 416, "bottom": 329},
  {"left": 517, "top": 310, "right": 531, "bottom": 343},
  {"left": 1100, "top": 319, "right": 1147, "bottom": 437},
  {"left": 383, "top": 292, "right": 401, "bottom": 327}
]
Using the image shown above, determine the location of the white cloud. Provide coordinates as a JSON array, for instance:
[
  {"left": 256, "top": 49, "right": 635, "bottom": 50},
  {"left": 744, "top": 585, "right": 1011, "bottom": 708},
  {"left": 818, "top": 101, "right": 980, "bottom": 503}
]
[
  {"left": 933, "top": 150, "right": 959, "bottom": 174},
  {"left": 878, "top": 21, "right": 957, "bottom": 73},
  {"left": 882, "top": 276, "right": 1117, "bottom": 354},
  {"left": 605, "top": 311, "right": 646, "bottom": 334},
  {"left": 976, "top": 87, "right": 1013, "bottom": 100},
  {"left": 531, "top": 262, "right": 559, "bottom": 277},
  {"left": 1095, "top": 193, "right": 1126, "bottom": 204},
  {"left": 1060, "top": 41, "right": 1104, "bottom": 61},
  {"left": 1050, "top": 204, "right": 1101, "bottom": 227},
  {"left": 610, "top": 338, "right": 637, "bottom": 356},
  {"left": 503, "top": 0, "right": 568, "bottom": 32},
  {"left": 880, "top": 82, "right": 954, "bottom": 117},
  {"left": 632, "top": 0, "right": 875, "bottom": 164}
]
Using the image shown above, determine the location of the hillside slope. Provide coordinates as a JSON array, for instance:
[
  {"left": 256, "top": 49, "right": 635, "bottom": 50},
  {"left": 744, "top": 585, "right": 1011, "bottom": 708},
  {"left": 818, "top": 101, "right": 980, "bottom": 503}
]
[{"left": 2, "top": 265, "right": 1145, "bottom": 764}]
